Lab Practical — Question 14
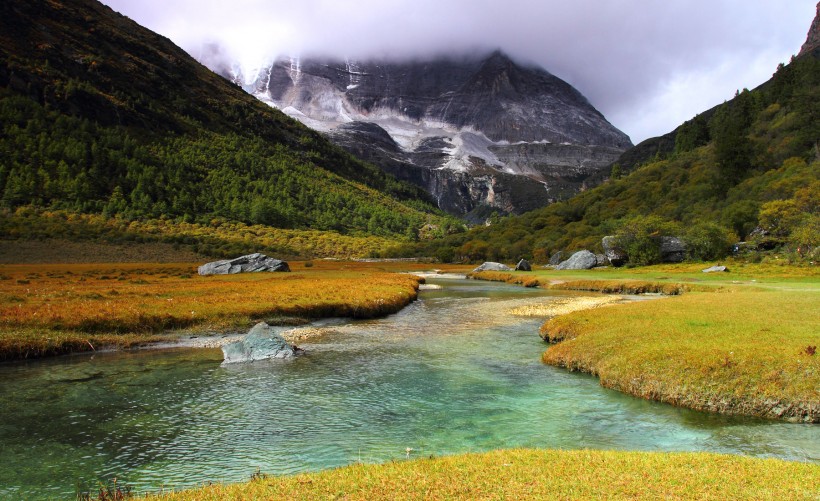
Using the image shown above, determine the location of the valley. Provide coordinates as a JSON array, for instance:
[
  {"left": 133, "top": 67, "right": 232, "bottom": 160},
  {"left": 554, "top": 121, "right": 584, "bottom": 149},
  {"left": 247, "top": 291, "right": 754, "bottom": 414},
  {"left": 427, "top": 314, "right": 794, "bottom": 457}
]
[{"left": 0, "top": 0, "right": 818, "bottom": 499}]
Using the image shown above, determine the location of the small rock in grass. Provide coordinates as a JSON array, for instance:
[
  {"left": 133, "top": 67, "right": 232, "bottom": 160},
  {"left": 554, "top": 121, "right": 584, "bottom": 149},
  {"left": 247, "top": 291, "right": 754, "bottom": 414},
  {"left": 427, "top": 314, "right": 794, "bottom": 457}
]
[{"left": 702, "top": 265, "right": 728, "bottom": 273}]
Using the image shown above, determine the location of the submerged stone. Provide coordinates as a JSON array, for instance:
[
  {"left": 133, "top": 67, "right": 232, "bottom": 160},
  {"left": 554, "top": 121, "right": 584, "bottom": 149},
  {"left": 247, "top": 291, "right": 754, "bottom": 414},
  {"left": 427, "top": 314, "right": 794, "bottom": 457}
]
[{"left": 222, "top": 322, "right": 300, "bottom": 364}]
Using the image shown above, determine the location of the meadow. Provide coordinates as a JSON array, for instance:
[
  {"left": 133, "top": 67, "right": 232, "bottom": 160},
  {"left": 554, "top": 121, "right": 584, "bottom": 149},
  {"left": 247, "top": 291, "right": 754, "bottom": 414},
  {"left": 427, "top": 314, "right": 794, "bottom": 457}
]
[
  {"left": 471, "top": 261, "right": 819, "bottom": 422},
  {"left": 2, "top": 257, "right": 817, "bottom": 500},
  {"left": 0, "top": 261, "right": 471, "bottom": 360},
  {"left": 136, "top": 449, "right": 819, "bottom": 500}
]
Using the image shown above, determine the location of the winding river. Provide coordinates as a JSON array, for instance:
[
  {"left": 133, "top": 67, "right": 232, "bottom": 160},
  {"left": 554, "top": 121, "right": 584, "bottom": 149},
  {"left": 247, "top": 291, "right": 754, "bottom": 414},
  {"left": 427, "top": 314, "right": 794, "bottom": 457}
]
[{"left": 1, "top": 276, "right": 817, "bottom": 499}]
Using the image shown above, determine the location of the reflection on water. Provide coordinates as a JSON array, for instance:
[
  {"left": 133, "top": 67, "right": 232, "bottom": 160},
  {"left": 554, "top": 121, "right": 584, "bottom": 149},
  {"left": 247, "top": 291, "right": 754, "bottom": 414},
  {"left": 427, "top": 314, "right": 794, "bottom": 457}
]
[{"left": 0, "top": 278, "right": 817, "bottom": 499}]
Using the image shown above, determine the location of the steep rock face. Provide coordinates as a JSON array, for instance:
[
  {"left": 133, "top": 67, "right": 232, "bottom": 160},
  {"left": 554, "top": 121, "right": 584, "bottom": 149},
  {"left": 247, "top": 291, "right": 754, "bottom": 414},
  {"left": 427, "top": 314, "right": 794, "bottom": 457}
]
[
  {"left": 799, "top": 2, "right": 820, "bottom": 57},
  {"left": 226, "top": 51, "right": 632, "bottom": 218}
]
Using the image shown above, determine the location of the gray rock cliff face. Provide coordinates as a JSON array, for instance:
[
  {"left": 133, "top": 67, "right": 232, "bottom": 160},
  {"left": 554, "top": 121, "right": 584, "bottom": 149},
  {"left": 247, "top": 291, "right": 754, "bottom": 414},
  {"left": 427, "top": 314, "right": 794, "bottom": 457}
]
[
  {"left": 224, "top": 51, "right": 632, "bottom": 217},
  {"left": 799, "top": 3, "right": 820, "bottom": 57}
]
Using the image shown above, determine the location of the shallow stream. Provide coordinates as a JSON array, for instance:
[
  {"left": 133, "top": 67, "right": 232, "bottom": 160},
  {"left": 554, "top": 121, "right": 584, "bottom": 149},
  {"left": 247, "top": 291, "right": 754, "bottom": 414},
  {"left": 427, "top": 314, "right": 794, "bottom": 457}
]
[{"left": 0, "top": 276, "right": 817, "bottom": 499}]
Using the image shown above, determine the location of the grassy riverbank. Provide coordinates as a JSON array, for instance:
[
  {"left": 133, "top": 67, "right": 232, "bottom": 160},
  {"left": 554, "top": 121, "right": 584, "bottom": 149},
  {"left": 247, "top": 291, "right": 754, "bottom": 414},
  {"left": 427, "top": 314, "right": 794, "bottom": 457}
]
[
  {"left": 468, "top": 270, "right": 693, "bottom": 294},
  {"left": 469, "top": 263, "right": 819, "bottom": 422},
  {"left": 137, "top": 449, "right": 819, "bottom": 500},
  {"left": 470, "top": 262, "right": 819, "bottom": 422},
  {"left": 0, "top": 261, "right": 461, "bottom": 360},
  {"left": 541, "top": 286, "right": 819, "bottom": 422}
]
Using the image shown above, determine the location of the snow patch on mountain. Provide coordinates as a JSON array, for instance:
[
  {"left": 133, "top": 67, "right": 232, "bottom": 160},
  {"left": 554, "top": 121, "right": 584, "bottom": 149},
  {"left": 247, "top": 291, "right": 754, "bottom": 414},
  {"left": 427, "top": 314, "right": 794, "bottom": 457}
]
[{"left": 225, "top": 51, "right": 631, "bottom": 216}]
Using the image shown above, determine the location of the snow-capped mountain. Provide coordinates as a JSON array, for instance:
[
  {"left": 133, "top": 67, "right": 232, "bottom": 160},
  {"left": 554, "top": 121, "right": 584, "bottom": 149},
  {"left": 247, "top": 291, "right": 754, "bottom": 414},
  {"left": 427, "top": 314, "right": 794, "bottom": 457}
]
[{"left": 223, "top": 50, "right": 632, "bottom": 219}]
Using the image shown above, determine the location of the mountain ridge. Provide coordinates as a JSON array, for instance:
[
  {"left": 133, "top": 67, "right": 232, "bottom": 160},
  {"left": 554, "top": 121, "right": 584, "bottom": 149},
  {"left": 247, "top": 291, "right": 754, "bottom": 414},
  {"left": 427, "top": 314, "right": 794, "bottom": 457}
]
[
  {"left": 222, "top": 50, "right": 631, "bottom": 219},
  {"left": 799, "top": 2, "right": 820, "bottom": 57},
  {"left": 0, "top": 0, "right": 455, "bottom": 249},
  {"left": 406, "top": 17, "right": 819, "bottom": 263}
]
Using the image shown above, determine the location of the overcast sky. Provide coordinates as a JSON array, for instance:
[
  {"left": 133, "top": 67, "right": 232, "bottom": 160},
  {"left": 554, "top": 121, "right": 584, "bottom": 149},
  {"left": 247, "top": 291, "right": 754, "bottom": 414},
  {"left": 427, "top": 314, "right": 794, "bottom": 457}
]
[{"left": 101, "top": 0, "right": 815, "bottom": 144}]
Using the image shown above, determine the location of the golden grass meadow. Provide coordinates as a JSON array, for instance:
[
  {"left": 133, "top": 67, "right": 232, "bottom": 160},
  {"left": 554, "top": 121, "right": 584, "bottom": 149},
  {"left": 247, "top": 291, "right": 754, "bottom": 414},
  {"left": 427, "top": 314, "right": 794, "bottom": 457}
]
[
  {"left": 2, "top": 258, "right": 817, "bottom": 499},
  {"left": 0, "top": 261, "right": 469, "bottom": 360},
  {"left": 136, "top": 449, "right": 819, "bottom": 500}
]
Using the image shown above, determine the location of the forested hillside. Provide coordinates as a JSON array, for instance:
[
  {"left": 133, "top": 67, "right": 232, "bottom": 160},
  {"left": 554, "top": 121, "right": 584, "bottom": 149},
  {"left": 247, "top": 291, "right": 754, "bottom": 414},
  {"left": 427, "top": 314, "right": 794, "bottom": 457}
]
[
  {"left": 0, "top": 0, "right": 455, "bottom": 250},
  {"left": 408, "top": 51, "right": 819, "bottom": 264}
]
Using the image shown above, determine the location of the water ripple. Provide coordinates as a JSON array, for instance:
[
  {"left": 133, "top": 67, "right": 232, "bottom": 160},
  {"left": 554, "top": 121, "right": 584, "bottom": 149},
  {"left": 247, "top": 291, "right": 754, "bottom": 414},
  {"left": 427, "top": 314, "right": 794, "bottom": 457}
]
[{"left": 0, "top": 278, "right": 817, "bottom": 499}]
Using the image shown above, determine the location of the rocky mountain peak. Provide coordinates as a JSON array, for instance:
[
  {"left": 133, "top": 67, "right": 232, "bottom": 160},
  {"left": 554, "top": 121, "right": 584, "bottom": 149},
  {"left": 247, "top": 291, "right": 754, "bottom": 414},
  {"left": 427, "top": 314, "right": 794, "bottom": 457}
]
[
  {"left": 224, "top": 49, "right": 632, "bottom": 219},
  {"left": 798, "top": 2, "right": 820, "bottom": 57}
]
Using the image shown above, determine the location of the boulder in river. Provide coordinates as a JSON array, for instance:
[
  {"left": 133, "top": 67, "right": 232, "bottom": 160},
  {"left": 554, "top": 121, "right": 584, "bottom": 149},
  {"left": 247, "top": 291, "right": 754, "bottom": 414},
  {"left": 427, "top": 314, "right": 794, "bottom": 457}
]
[
  {"left": 555, "top": 250, "right": 598, "bottom": 270},
  {"left": 198, "top": 253, "right": 290, "bottom": 276},
  {"left": 472, "top": 262, "right": 513, "bottom": 272},
  {"left": 222, "top": 322, "right": 300, "bottom": 363},
  {"left": 515, "top": 259, "right": 532, "bottom": 271}
]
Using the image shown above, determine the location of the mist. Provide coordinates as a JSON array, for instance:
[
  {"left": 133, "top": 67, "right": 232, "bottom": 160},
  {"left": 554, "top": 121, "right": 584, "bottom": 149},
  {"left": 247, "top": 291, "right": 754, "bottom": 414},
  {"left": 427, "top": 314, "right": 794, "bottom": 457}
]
[{"left": 101, "top": 0, "right": 815, "bottom": 144}]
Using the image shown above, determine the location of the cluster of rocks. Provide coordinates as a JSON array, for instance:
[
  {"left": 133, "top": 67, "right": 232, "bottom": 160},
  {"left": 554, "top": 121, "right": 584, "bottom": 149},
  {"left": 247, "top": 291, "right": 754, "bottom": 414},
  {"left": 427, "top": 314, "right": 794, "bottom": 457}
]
[
  {"left": 471, "top": 259, "right": 533, "bottom": 273},
  {"left": 198, "top": 253, "right": 290, "bottom": 276},
  {"left": 548, "top": 235, "right": 689, "bottom": 270}
]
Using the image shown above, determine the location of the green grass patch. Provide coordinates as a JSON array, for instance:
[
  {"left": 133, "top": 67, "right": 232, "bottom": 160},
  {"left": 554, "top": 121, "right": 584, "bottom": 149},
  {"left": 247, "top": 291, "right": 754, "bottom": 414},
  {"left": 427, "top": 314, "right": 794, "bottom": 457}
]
[
  {"left": 466, "top": 271, "right": 542, "bottom": 287},
  {"left": 548, "top": 279, "right": 692, "bottom": 295},
  {"left": 541, "top": 287, "right": 819, "bottom": 422},
  {"left": 531, "top": 261, "right": 820, "bottom": 287},
  {"left": 468, "top": 270, "right": 693, "bottom": 294},
  {"left": 468, "top": 264, "right": 819, "bottom": 421},
  {"left": 136, "top": 449, "right": 819, "bottom": 500}
]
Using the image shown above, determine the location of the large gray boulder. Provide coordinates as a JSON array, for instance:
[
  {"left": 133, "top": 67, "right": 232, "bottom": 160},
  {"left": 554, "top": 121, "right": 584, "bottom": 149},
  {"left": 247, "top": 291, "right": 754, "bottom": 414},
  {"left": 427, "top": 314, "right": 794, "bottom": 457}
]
[
  {"left": 222, "top": 322, "right": 299, "bottom": 363},
  {"left": 601, "top": 236, "right": 627, "bottom": 267},
  {"left": 595, "top": 253, "right": 608, "bottom": 267},
  {"left": 515, "top": 259, "right": 532, "bottom": 271},
  {"left": 548, "top": 251, "right": 564, "bottom": 266},
  {"left": 198, "top": 253, "right": 290, "bottom": 276},
  {"left": 472, "top": 262, "right": 513, "bottom": 273},
  {"left": 660, "top": 237, "right": 687, "bottom": 263},
  {"left": 556, "top": 250, "right": 598, "bottom": 270}
]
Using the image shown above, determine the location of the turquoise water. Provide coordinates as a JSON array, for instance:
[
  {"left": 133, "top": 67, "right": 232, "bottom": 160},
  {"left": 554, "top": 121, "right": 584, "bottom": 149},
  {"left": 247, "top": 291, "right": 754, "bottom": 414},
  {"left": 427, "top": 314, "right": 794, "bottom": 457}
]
[{"left": 0, "top": 277, "right": 817, "bottom": 499}]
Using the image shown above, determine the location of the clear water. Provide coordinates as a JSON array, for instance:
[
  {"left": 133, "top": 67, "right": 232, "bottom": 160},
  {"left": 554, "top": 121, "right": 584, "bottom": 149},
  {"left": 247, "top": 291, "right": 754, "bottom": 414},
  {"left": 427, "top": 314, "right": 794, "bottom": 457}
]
[{"left": 0, "top": 277, "right": 817, "bottom": 499}]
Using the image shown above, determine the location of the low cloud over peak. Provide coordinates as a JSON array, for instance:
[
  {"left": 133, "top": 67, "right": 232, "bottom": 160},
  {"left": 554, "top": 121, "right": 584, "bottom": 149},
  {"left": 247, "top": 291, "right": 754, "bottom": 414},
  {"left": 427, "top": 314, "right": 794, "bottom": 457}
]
[{"left": 102, "top": 0, "right": 815, "bottom": 143}]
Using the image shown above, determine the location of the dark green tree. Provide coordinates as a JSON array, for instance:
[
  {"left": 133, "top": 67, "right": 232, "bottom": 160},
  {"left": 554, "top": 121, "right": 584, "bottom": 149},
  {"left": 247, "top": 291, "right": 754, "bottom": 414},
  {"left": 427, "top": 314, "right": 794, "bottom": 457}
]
[
  {"left": 710, "top": 90, "right": 755, "bottom": 191},
  {"left": 674, "top": 114, "right": 710, "bottom": 154}
]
